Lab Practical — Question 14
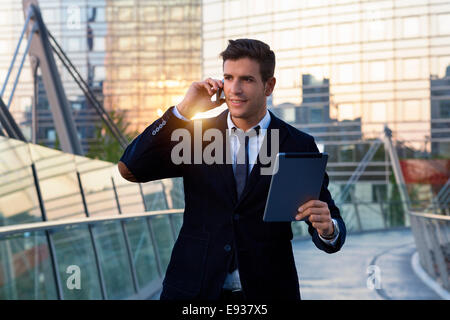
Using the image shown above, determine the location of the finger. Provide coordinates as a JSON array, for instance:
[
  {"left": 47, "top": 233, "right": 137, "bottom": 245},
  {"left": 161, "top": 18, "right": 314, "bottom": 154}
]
[
  {"left": 308, "top": 213, "right": 328, "bottom": 223},
  {"left": 205, "top": 78, "right": 221, "bottom": 91},
  {"left": 200, "top": 82, "right": 214, "bottom": 96},
  {"left": 295, "top": 207, "right": 322, "bottom": 221},
  {"left": 298, "top": 200, "right": 326, "bottom": 213}
]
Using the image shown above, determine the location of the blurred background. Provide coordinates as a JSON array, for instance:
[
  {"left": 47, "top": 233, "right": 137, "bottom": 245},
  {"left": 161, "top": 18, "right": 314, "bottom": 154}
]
[{"left": 0, "top": 0, "right": 448, "bottom": 300}]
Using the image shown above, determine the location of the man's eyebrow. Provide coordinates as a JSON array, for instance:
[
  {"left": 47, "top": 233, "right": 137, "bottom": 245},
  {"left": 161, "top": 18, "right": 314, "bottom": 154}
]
[{"left": 223, "top": 73, "right": 255, "bottom": 79}]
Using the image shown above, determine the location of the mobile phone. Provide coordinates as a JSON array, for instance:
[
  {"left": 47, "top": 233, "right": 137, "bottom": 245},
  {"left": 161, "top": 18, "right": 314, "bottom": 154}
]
[{"left": 215, "top": 79, "right": 225, "bottom": 102}]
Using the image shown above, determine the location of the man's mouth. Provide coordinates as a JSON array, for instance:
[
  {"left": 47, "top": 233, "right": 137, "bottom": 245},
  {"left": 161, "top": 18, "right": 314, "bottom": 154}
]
[{"left": 229, "top": 99, "right": 248, "bottom": 106}]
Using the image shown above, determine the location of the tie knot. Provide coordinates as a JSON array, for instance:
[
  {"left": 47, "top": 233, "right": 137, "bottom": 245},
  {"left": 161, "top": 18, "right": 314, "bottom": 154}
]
[{"left": 232, "top": 125, "right": 261, "bottom": 137}]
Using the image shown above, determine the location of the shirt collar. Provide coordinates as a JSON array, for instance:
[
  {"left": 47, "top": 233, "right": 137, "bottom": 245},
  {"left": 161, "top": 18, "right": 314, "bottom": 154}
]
[{"left": 226, "top": 109, "right": 271, "bottom": 133}]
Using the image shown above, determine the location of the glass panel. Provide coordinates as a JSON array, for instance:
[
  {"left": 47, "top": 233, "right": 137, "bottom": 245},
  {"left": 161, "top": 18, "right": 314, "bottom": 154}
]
[
  {"left": 0, "top": 231, "right": 57, "bottom": 299},
  {"left": 150, "top": 215, "right": 175, "bottom": 272},
  {"left": 402, "top": 16, "right": 419, "bottom": 38},
  {"left": 52, "top": 225, "right": 102, "bottom": 299},
  {"left": 29, "top": 145, "right": 85, "bottom": 220},
  {"left": 74, "top": 156, "right": 118, "bottom": 216},
  {"left": 140, "top": 181, "right": 168, "bottom": 211},
  {"left": 437, "top": 13, "right": 450, "bottom": 35},
  {"left": 370, "top": 102, "right": 386, "bottom": 122},
  {"left": 125, "top": 218, "right": 159, "bottom": 288},
  {"left": 92, "top": 221, "right": 134, "bottom": 299},
  {"left": 0, "top": 137, "right": 42, "bottom": 226},
  {"left": 369, "top": 61, "right": 386, "bottom": 82},
  {"left": 111, "top": 168, "right": 145, "bottom": 214},
  {"left": 169, "top": 178, "right": 185, "bottom": 209},
  {"left": 171, "top": 214, "right": 183, "bottom": 236}
]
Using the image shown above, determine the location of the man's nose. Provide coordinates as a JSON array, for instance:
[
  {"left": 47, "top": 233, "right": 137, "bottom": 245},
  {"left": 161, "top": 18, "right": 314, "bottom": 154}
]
[{"left": 229, "top": 80, "right": 243, "bottom": 94}]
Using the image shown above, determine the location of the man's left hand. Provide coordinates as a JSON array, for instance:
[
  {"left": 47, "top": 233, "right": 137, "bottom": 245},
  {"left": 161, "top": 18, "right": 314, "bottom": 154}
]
[{"left": 295, "top": 200, "right": 334, "bottom": 238}]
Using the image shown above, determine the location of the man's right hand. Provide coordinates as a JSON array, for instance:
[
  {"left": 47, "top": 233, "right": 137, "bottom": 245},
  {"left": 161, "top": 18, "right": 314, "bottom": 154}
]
[{"left": 176, "top": 78, "right": 226, "bottom": 119}]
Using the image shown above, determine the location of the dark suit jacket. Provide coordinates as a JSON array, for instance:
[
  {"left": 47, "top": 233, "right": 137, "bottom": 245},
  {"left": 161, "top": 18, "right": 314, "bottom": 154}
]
[{"left": 119, "top": 106, "right": 346, "bottom": 300}]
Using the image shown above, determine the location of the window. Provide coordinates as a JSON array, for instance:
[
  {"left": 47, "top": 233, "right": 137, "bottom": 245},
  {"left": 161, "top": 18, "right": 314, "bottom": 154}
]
[
  {"left": 369, "top": 61, "right": 386, "bottom": 82},
  {"left": 67, "top": 38, "right": 81, "bottom": 51},
  {"left": 438, "top": 14, "right": 450, "bottom": 35},
  {"left": 283, "top": 108, "right": 296, "bottom": 123},
  {"left": 118, "top": 7, "right": 133, "bottom": 22},
  {"left": 338, "top": 64, "right": 355, "bottom": 84},
  {"left": 47, "top": 129, "right": 56, "bottom": 141},
  {"left": 66, "top": 5, "right": 81, "bottom": 29},
  {"left": 94, "top": 36, "right": 105, "bottom": 52},
  {"left": 367, "top": 19, "right": 385, "bottom": 41},
  {"left": 402, "top": 17, "right": 419, "bottom": 38},
  {"left": 338, "top": 104, "right": 355, "bottom": 121},
  {"left": 403, "top": 59, "right": 420, "bottom": 79},
  {"left": 94, "top": 66, "right": 105, "bottom": 82},
  {"left": 336, "top": 23, "right": 354, "bottom": 44},
  {"left": 440, "top": 101, "right": 450, "bottom": 118},
  {"left": 170, "top": 6, "right": 184, "bottom": 20},
  {"left": 72, "top": 102, "right": 82, "bottom": 111},
  {"left": 403, "top": 100, "right": 421, "bottom": 121},
  {"left": 339, "top": 145, "right": 355, "bottom": 162},
  {"left": 310, "top": 108, "right": 323, "bottom": 123},
  {"left": 119, "top": 66, "right": 132, "bottom": 80},
  {"left": 303, "top": 26, "right": 324, "bottom": 47},
  {"left": 371, "top": 102, "right": 386, "bottom": 122},
  {"left": 203, "top": 2, "right": 222, "bottom": 23}
]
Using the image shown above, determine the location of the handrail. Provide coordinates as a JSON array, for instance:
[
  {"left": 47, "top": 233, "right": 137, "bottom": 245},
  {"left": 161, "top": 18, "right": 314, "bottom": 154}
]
[
  {"left": 409, "top": 211, "right": 450, "bottom": 221},
  {"left": 0, "top": 209, "right": 184, "bottom": 237}
]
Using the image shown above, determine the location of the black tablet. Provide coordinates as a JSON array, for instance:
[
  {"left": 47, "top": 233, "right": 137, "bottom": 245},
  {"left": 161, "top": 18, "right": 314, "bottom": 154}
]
[{"left": 263, "top": 152, "right": 328, "bottom": 222}]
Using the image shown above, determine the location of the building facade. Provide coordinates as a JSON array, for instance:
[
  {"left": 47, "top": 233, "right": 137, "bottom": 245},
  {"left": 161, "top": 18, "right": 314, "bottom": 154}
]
[
  {"left": 0, "top": 0, "right": 203, "bottom": 151},
  {"left": 202, "top": 0, "right": 450, "bottom": 155}
]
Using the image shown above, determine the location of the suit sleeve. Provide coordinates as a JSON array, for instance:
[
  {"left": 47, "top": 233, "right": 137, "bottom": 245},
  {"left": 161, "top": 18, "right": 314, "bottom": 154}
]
[
  {"left": 119, "top": 106, "right": 191, "bottom": 183},
  {"left": 305, "top": 137, "right": 347, "bottom": 254}
]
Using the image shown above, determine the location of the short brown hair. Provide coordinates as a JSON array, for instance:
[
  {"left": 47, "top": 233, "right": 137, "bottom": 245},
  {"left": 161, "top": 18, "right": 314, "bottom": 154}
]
[{"left": 220, "top": 39, "right": 275, "bottom": 83}]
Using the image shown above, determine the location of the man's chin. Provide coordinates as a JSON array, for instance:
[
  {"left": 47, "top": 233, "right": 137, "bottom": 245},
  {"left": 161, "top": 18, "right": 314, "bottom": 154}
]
[{"left": 227, "top": 106, "right": 248, "bottom": 118}]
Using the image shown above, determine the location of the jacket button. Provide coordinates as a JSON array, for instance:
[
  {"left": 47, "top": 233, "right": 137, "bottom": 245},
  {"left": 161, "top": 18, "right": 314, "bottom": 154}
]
[{"left": 224, "top": 244, "right": 231, "bottom": 252}]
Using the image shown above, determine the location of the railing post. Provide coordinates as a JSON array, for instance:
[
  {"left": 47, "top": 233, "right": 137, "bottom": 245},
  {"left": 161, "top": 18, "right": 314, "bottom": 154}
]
[
  {"left": 76, "top": 171, "right": 108, "bottom": 299},
  {"left": 31, "top": 162, "right": 64, "bottom": 299}
]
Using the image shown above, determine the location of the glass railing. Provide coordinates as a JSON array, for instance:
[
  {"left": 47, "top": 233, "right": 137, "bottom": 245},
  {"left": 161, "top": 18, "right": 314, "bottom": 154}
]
[
  {"left": 0, "top": 210, "right": 182, "bottom": 299},
  {"left": 0, "top": 135, "right": 184, "bottom": 299},
  {"left": 409, "top": 211, "right": 450, "bottom": 291}
]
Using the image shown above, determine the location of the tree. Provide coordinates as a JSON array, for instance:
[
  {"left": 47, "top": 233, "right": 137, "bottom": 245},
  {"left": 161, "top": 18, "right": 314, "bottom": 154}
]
[{"left": 86, "top": 109, "right": 138, "bottom": 163}]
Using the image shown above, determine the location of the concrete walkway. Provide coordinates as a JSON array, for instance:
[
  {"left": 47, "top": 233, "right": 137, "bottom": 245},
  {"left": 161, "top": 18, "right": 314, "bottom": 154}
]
[{"left": 293, "top": 228, "right": 442, "bottom": 300}]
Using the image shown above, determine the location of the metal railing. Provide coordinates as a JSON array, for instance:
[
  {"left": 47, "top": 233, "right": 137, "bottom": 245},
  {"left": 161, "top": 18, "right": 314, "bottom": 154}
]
[{"left": 409, "top": 211, "right": 450, "bottom": 291}]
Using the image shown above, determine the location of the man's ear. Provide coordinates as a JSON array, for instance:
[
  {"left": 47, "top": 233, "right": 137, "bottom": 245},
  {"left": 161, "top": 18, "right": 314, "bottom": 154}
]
[{"left": 264, "top": 77, "right": 276, "bottom": 96}]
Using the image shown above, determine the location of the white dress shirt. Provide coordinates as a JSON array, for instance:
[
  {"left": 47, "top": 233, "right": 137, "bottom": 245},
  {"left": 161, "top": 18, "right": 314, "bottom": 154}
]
[{"left": 172, "top": 106, "right": 339, "bottom": 291}]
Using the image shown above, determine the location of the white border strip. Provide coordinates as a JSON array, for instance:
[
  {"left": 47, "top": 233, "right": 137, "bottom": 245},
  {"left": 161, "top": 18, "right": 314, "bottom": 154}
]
[{"left": 411, "top": 251, "right": 450, "bottom": 300}]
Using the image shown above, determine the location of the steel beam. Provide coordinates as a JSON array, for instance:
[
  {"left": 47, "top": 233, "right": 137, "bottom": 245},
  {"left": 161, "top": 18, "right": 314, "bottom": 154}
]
[{"left": 22, "top": 0, "right": 83, "bottom": 155}]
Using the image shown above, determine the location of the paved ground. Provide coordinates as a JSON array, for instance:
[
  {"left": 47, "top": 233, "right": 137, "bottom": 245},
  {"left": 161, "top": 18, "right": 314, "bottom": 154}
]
[{"left": 293, "top": 227, "right": 442, "bottom": 300}]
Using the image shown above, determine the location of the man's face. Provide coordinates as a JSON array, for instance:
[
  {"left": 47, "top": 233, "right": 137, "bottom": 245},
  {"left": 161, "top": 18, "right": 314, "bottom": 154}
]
[{"left": 223, "top": 57, "right": 275, "bottom": 120}]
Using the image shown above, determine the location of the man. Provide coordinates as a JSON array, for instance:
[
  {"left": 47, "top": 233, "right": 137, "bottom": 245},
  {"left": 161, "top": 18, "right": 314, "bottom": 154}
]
[{"left": 118, "top": 39, "right": 346, "bottom": 301}]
